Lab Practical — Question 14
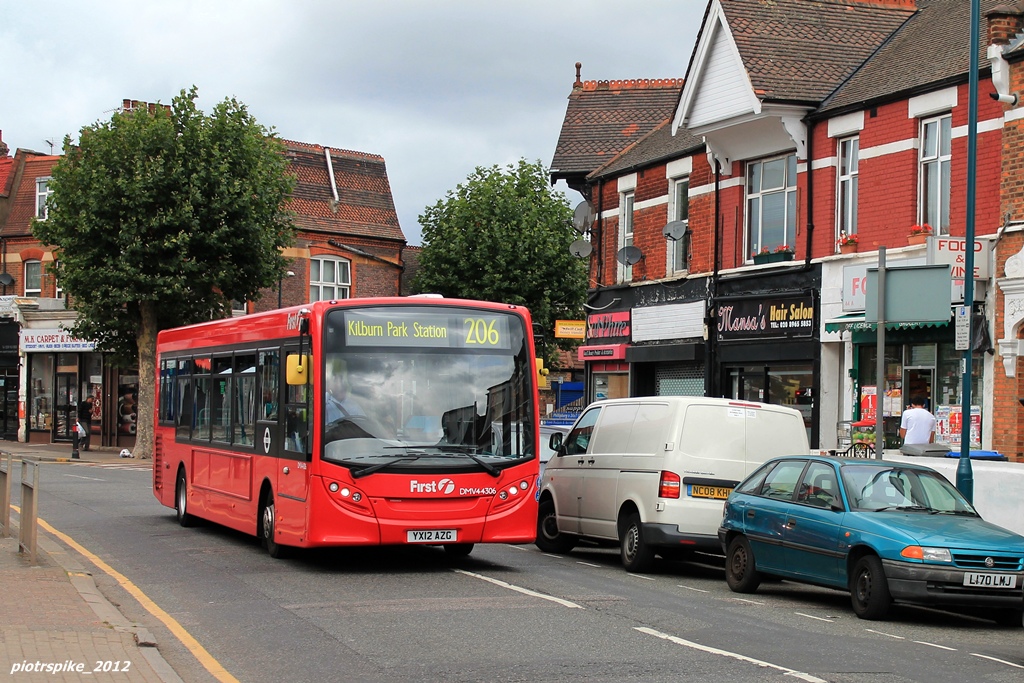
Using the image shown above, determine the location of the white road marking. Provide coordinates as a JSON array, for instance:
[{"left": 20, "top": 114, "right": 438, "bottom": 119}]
[
  {"left": 731, "top": 597, "right": 765, "bottom": 605},
  {"left": 576, "top": 561, "right": 600, "bottom": 568},
  {"left": 453, "top": 569, "right": 583, "bottom": 609},
  {"left": 913, "top": 641, "right": 956, "bottom": 651},
  {"left": 64, "top": 474, "right": 105, "bottom": 481},
  {"left": 635, "top": 627, "right": 827, "bottom": 683},
  {"left": 542, "top": 553, "right": 566, "bottom": 559},
  {"left": 795, "top": 612, "right": 834, "bottom": 622},
  {"left": 970, "top": 653, "right": 1024, "bottom": 669},
  {"left": 865, "top": 628, "right": 904, "bottom": 639},
  {"left": 677, "top": 585, "right": 709, "bottom": 593},
  {"left": 628, "top": 573, "right": 656, "bottom": 581}
]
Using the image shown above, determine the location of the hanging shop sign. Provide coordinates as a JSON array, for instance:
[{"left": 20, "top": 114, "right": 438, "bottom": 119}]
[
  {"left": 586, "top": 311, "right": 630, "bottom": 341},
  {"left": 717, "top": 294, "right": 815, "bottom": 342}
]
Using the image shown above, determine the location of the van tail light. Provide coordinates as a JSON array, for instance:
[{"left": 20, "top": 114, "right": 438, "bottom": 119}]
[{"left": 659, "top": 471, "right": 681, "bottom": 499}]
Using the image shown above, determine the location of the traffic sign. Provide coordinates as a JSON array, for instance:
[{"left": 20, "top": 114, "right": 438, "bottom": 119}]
[{"left": 955, "top": 305, "right": 970, "bottom": 350}]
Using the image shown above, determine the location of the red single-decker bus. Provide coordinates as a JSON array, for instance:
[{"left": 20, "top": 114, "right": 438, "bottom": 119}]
[{"left": 153, "top": 297, "right": 541, "bottom": 558}]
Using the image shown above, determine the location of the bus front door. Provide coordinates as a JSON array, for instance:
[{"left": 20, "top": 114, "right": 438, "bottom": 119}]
[{"left": 275, "top": 346, "right": 311, "bottom": 544}]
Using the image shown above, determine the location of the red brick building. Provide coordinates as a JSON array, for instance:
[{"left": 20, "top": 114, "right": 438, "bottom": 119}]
[
  {"left": 555, "top": 0, "right": 1021, "bottom": 456},
  {"left": 0, "top": 118, "right": 407, "bottom": 448}
]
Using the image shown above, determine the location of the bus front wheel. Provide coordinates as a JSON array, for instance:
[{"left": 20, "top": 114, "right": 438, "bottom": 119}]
[
  {"left": 443, "top": 543, "right": 474, "bottom": 557},
  {"left": 260, "top": 491, "right": 290, "bottom": 559}
]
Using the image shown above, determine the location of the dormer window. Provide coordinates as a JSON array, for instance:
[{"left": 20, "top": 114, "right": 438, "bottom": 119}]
[{"left": 36, "top": 178, "right": 52, "bottom": 220}]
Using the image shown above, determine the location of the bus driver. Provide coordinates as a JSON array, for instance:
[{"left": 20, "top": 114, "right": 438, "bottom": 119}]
[{"left": 325, "top": 360, "right": 365, "bottom": 424}]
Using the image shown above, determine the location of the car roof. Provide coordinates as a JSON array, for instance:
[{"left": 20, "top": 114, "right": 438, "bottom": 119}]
[{"left": 763, "top": 454, "right": 939, "bottom": 473}]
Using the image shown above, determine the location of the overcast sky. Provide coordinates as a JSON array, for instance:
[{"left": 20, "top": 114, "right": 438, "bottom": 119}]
[{"left": 2, "top": 1, "right": 706, "bottom": 245}]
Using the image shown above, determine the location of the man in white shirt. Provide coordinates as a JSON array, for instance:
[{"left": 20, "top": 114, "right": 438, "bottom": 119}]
[
  {"left": 899, "top": 395, "right": 936, "bottom": 445},
  {"left": 325, "top": 360, "right": 365, "bottom": 424}
]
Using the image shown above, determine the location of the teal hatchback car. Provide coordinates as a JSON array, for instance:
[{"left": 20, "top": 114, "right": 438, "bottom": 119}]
[{"left": 719, "top": 455, "right": 1024, "bottom": 624}]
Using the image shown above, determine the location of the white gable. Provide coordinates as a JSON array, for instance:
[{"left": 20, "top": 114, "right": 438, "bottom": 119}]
[{"left": 674, "top": 1, "right": 759, "bottom": 134}]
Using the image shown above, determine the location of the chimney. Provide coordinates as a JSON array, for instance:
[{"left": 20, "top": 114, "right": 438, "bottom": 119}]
[
  {"left": 988, "top": 4, "right": 1024, "bottom": 45},
  {"left": 573, "top": 62, "right": 583, "bottom": 91},
  {"left": 0, "top": 130, "right": 7, "bottom": 157}
]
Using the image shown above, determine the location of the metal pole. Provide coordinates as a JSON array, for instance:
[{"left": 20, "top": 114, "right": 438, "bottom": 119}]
[
  {"left": 956, "top": 0, "right": 980, "bottom": 500},
  {"left": 875, "top": 247, "right": 886, "bottom": 459}
]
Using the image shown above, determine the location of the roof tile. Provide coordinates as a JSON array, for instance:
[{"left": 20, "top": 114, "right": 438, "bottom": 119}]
[{"left": 552, "top": 76, "right": 685, "bottom": 179}]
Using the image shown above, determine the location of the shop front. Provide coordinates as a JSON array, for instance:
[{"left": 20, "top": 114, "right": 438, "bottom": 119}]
[
  {"left": 713, "top": 270, "right": 822, "bottom": 447},
  {"left": 837, "top": 317, "right": 986, "bottom": 450},
  {"left": 20, "top": 326, "right": 138, "bottom": 449},
  {"left": 825, "top": 245, "right": 992, "bottom": 451}
]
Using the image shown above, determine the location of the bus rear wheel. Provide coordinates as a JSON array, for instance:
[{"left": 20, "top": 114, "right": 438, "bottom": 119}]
[
  {"left": 175, "top": 469, "right": 194, "bottom": 528},
  {"left": 260, "top": 491, "right": 290, "bottom": 559}
]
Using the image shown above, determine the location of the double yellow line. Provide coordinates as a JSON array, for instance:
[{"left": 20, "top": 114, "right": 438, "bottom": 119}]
[{"left": 15, "top": 506, "right": 239, "bottom": 683}]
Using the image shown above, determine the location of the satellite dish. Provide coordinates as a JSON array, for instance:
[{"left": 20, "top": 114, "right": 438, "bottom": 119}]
[
  {"left": 0, "top": 273, "right": 13, "bottom": 286},
  {"left": 569, "top": 239, "right": 593, "bottom": 258},
  {"left": 616, "top": 245, "right": 643, "bottom": 266},
  {"left": 572, "top": 201, "right": 596, "bottom": 233},
  {"left": 663, "top": 220, "right": 688, "bottom": 241}
]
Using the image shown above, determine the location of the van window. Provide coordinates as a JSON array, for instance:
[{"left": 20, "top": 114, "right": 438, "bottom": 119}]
[
  {"left": 629, "top": 403, "right": 672, "bottom": 454},
  {"left": 745, "top": 408, "right": 809, "bottom": 460},
  {"left": 679, "top": 405, "right": 744, "bottom": 462},
  {"left": 591, "top": 404, "right": 638, "bottom": 454},
  {"left": 565, "top": 407, "right": 600, "bottom": 455}
]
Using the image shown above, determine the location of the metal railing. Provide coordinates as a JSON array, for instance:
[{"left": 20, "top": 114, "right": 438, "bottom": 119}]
[
  {"left": 0, "top": 451, "right": 11, "bottom": 537},
  {"left": 19, "top": 458, "right": 40, "bottom": 564}
]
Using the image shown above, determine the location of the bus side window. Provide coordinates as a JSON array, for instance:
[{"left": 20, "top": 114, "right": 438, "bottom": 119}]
[{"left": 259, "top": 350, "right": 279, "bottom": 421}]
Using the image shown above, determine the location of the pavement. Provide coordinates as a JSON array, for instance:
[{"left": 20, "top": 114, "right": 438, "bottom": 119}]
[{"left": 0, "top": 441, "right": 186, "bottom": 683}]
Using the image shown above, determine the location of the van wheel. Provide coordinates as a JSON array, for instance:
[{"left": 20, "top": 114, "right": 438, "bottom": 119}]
[
  {"left": 260, "top": 491, "right": 290, "bottom": 559},
  {"left": 725, "top": 536, "right": 761, "bottom": 593},
  {"left": 850, "top": 554, "right": 891, "bottom": 620},
  {"left": 536, "top": 498, "right": 577, "bottom": 553},
  {"left": 619, "top": 512, "right": 655, "bottom": 572},
  {"left": 175, "top": 469, "right": 194, "bottom": 528}
]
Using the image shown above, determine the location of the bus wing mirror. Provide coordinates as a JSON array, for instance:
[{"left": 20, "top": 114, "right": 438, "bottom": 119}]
[{"left": 286, "top": 354, "right": 310, "bottom": 385}]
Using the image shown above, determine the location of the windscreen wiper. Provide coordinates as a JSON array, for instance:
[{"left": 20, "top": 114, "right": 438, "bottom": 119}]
[
  {"left": 351, "top": 456, "right": 421, "bottom": 479},
  {"left": 436, "top": 446, "right": 501, "bottom": 477}
]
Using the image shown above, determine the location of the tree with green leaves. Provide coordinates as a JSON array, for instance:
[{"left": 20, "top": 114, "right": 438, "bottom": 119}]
[
  {"left": 413, "top": 159, "right": 587, "bottom": 361},
  {"left": 34, "top": 87, "right": 295, "bottom": 458}
]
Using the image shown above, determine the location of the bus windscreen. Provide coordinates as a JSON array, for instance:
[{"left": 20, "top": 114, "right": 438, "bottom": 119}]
[{"left": 322, "top": 306, "right": 534, "bottom": 474}]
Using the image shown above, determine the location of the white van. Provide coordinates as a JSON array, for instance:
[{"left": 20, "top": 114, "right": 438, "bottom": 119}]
[{"left": 536, "top": 396, "right": 810, "bottom": 571}]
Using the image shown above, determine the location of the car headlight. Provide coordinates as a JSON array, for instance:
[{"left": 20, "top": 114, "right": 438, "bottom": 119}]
[{"left": 901, "top": 546, "right": 952, "bottom": 562}]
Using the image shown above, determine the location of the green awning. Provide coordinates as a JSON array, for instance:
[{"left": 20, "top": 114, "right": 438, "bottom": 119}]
[{"left": 824, "top": 312, "right": 951, "bottom": 333}]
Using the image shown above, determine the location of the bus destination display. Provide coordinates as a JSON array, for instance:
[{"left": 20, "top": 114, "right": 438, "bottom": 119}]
[{"left": 342, "top": 308, "right": 512, "bottom": 349}]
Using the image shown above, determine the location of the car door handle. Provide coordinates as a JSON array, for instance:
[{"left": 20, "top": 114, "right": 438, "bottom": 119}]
[
  {"left": 577, "top": 458, "right": 586, "bottom": 465},
  {"left": 785, "top": 518, "right": 796, "bottom": 529},
  {"left": 283, "top": 466, "right": 290, "bottom": 475},
  {"left": 587, "top": 458, "right": 595, "bottom": 465},
  {"left": 746, "top": 510, "right": 755, "bottom": 518}
]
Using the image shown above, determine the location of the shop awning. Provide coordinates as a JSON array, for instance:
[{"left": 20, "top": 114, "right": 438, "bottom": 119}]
[{"left": 824, "top": 313, "right": 951, "bottom": 333}]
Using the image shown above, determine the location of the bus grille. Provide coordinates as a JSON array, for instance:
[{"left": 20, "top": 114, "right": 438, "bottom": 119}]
[{"left": 153, "top": 434, "right": 163, "bottom": 490}]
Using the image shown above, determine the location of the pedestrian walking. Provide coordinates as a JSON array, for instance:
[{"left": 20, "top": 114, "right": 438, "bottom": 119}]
[{"left": 78, "top": 394, "right": 95, "bottom": 451}]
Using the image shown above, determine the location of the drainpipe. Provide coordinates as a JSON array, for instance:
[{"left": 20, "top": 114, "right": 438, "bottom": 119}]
[
  {"left": 804, "top": 118, "right": 815, "bottom": 264},
  {"left": 706, "top": 161, "right": 721, "bottom": 397}
]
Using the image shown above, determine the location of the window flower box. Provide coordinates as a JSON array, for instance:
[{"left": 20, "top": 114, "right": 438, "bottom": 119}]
[{"left": 908, "top": 224, "right": 932, "bottom": 245}]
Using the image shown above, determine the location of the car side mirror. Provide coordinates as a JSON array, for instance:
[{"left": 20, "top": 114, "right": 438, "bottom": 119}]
[{"left": 549, "top": 432, "right": 564, "bottom": 454}]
